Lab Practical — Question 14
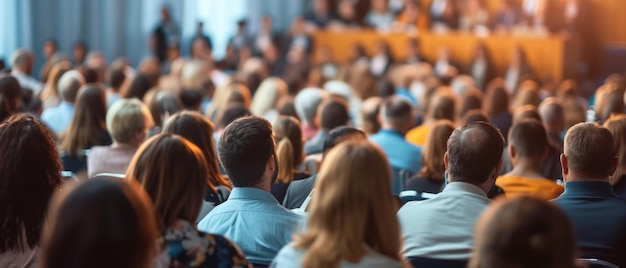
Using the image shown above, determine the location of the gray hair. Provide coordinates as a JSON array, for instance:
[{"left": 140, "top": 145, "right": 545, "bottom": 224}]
[{"left": 57, "top": 70, "right": 85, "bottom": 103}]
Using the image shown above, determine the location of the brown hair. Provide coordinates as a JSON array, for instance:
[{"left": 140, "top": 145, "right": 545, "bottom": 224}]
[
  {"left": 564, "top": 122, "right": 616, "bottom": 178},
  {"left": 418, "top": 120, "right": 455, "bottom": 183},
  {"left": 162, "top": 111, "right": 231, "bottom": 190},
  {"left": 509, "top": 119, "right": 548, "bottom": 158},
  {"left": 60, "top": 84, "right": 108, "bottom": 158},
  {"left": 273, "top": 116, "right": 304, "bottom": 184},
  {"left": 469, "top": 196, "right": 577, "bottom": 268},
  {"left": 42, "top": 178, "right": 158, "bottom": 268},
  {"left": 294, "top": 140, "right": 402, "bottom": 268},
  {"left": 484, "top": 78, "right": 511, "bottom": 117},
  {"left": 126, "top": 134, "right": 209, "bottom": 231},
  {"left": 447, "top": 121, "right": 504, "bottom": 184},
  {"left": 604, "top": 115, "right": 626, "bottom": 186}
]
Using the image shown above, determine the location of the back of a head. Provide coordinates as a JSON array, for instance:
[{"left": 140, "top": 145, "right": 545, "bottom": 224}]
[
  {"left": 61, "top": 84, "right": 108, "bottom": 156},
  {"left": 106, "top": 99, "right": 154, "bottom": 145},
  {"left": 599, "top": 87, "right": 626, "bottom": 123},
  {"left": 459, "top": 89, "right": 483, "bottom": 118},
  {"left": 251, "top": 77, "right": 287, "bottom": 117},
  {"left": 509, "top": 119, "right": 547, "bottom": 159},
  {"left": 381, "top": 96, "right": 412, "bottom": 130},
  {"left": 319, "top": 96, "right": 349, "bottom": 131},
  {"left": 178, "top": 88, "right": 204, "bottom": 110},
  {"left": 219, "top": 104, "right": 251, "bottom": 129},
  {"left": 126, "top": 134, "right": 209, "bottom": 230},
  {"left": 462, "top": 109, "right": 490, "bottom": 125},
  {"left": 294, "top": 87, "right": 326, "bottom": 125},
  {"left": 273, "top": 116, "right": 304, "bottom": 183},
  {"left": 427, "top": 89, "right": 456, "bottom": 121},
  {"left": 514, "top": 86, "right": 540, "bottom": 110},
  {"left": 422, "top": 120, "right": 456, "bottom": 182},
  {"left": 123, "top": 74, "right": 156, "bottom": 100},
  {"left": 218, "top": 116, "right": 275, "bottom": 187},
  {"left": 564, "top": 122, "right": 616, "bottom": 179},
  {"left": 42, "top": 178, "right": 158, "bottom": 268},
  {"left": 108, "top": 68, "right": 126, "bottom": 90},
  {"left": 539, "top": 98, "right": 564, "bottom": 130},
  {"left": 57, "top": 70, "right": 85, "bottom": 103},
  {"left": 11, "top": 49, "right": 33, "bottom": 70},
  {"left": 485, "top": 79, "right": 510, "bottom": 117},
  {"left": 322, "top": 126, "right": 367, "bottom": 156},
  {"left": 447, "top": 121, "right": 504, "bottom": 184},
  {"left": 296, "top": 140, "right": 400, "bottom": 267},
  {"left": 0, "top": 75, "right": 22, "bottom": 122},
  {"left": 470, "top": 196, "right": 576, "bottom": 268},
  {"left": 513, "top": 105, "right": 541, "bottom": 125},
  {"left": 604, "top": 115, "right": 626, "bottom": 185},
  {"left": 0, "top": 114, "right": 62, "bottom": 253}
]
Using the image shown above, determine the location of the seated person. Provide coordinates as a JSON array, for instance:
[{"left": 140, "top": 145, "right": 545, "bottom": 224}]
[
  {"left": 497, "top": 119, "right": 563, "bottom": 200},
  {"left": 198, "top": 116, "right": 303, "bottom": 265},
  {"left": 88, "top": 99, "right": 154, "bottom": 177},
  {"left": 303, "top": 96, "right": 349, "bottom": 156},
  {"left": 553, "top": 123, "right": 626, "bottom": 267}
]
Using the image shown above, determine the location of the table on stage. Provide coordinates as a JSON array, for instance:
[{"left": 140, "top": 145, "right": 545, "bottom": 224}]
[{"left": 312, "top": 30, "right": 579, "bottom": 83}]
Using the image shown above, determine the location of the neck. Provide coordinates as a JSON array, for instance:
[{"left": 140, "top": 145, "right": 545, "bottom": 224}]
[
  {"left": 566, "top": 172, "right": 610, "bottom": 183},
  {"left": 508, "top": 158, "right": 544, "bottom": 179}
]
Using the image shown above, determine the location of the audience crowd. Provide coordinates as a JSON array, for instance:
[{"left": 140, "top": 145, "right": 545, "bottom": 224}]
[{"left": 1, "top": 0, "right": 625, "bottom": 267}]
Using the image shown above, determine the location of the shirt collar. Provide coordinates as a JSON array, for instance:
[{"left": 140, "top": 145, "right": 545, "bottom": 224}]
[
  {"left": 562, "top": 180, "right": 617, "bottom": 198},
  {"left": 229, "top": 187, "right": 279, "bottom": 203},
  {"left": 441, "top": 181, "right": 488, "bottom": 197}
]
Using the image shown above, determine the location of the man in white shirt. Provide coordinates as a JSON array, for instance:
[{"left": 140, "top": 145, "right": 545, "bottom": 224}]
[
  {"left": 10, "top": 49, "right": 43, "bottom": 94},
  {"left": 398, "top": 121, "right": 504, "bottom": 260}
]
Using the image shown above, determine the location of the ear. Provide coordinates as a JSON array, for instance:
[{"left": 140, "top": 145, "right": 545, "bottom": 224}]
[
  {"left": 508, "top": 145, "right": 516, "bottom": 164},
  {"left": 267, "top": 154, "right": 276, "bottom": 171},
  {"left": 560, "top": 153, "right": 569, "bottom": 181},
  {"left": 444, "top": 151, "right": 449, "bottom": 171}
]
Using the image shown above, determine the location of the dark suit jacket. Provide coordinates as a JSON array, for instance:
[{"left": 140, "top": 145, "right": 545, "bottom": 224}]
[
  {"left": 282, "top": 175, "right": 317, "bottom": 210},
  {"left": 553, "top": 181, "right": 626, "bottom": 267}
]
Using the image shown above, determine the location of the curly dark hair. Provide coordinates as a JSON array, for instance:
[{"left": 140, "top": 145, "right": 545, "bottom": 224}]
[{"left": 0, "top": 114, "right": 63, "bottom": 252}]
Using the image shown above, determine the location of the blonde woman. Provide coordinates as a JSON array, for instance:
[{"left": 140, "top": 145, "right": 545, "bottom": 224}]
[
  {"left": 604, "top": 114, "right": 626, "bottom": 198},
  {"left": 272, "top": 140, "right": 407, "bottom": 268},
  {"left": 271, "top": 116, "right": 308, "bottom": 204},
  {"left": 250, "top": 78, "right": 288, "bottom": 122}
]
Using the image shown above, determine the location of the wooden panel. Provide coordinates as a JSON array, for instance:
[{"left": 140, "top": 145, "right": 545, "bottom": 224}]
[{"left": 313, "top": 30, "right": 570, "bottom": 81}]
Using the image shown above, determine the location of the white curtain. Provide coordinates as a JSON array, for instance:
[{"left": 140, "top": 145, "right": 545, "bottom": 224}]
[{"left": 0, "top": 0, "right": 306, "bottom": 70}]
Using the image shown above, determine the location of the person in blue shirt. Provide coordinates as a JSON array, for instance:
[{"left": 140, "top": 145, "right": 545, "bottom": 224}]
[
  {"left": 197, "top": 116, "right": 303, "bottom": 266},
  {"left": 370, "top": 96, "right": 422, "bottom": 175},
  {"left": 41, "top": 70, "right": 84, "bottom": 136}
]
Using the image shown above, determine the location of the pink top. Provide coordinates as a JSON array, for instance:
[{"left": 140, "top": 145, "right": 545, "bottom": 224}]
[{"left": 87, "top": 145, "right": 138, "bottom": 177}]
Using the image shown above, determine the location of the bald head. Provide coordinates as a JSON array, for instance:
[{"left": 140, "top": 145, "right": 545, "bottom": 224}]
[
  {"left": 563, "top": 123, "right": 616, "bottom": 180},
  {"left": 447, "top": 121, "right": 504, "bottom": 184}
]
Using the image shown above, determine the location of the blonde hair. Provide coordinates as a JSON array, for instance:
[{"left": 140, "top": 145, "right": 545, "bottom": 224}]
[
  {"left": 418, "top": 120, "right": 455, "bottom": 183},
  {"left": 206, "top": 82, "right": 251, "bottom": 123},
  {"left": 273, "top": 116, "right": 303, "bottom": 184},
  {"left": 106, "top": 99, "right": 154, "bottom": 144},
  {"left": 250, "top": 77, "right": 287, "bottom": 117},
  {"left": 604, "top": 114, "right": 626, "bottom": 186},
  {"left": 294, "top": 140, "right": 402, "bottom": 268},
  {"left": 40, "top": 61, "right": 72, "bottom": 103},
  {"left": 126, "top": 134, "right": 210, "bottom": 231}
]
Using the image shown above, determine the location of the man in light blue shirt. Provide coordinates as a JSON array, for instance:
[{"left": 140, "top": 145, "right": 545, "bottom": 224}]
[
  {"left": 198, "top": 116, "right": 303, "bottom": 266},
  {"left": 369, "top": 96, "right": 422, "bottom": 174},
  {"left": 41, "top": 70, "right": 84, "bottom": 136}
]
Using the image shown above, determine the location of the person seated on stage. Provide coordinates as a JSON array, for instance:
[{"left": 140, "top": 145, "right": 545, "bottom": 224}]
[{"left": 496, "top": 119, "right": 564, "bottom": 200}]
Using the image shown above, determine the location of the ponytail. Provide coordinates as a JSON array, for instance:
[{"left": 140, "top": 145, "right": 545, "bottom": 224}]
[{"left": 276, "top": 138, "right": 295, "bottom": 184}]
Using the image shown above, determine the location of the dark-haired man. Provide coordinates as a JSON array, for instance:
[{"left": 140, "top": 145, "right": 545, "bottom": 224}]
[
  {"left": 303, "top": 96, "right": 350, "bottom": 155},
  {"left": 398, "top": 121, "right": 504, "bottom": 260},
  {"left": 197, "top": 116, "right": 303, "bottom": 266},
  {"left": 553, "top": 123, "right": 626, "bottom": 267}
]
